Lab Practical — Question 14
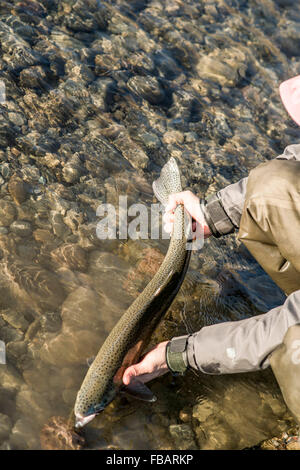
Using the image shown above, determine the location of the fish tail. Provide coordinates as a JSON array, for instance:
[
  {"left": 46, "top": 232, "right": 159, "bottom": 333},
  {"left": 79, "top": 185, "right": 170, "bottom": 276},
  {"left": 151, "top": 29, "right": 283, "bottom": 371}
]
[{"left": 152, "top": 157, "right": 182, "bottom": 206}]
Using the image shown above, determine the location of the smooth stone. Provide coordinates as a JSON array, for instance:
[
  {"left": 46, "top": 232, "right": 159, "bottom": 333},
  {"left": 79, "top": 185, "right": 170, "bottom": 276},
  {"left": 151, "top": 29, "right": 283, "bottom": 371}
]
[
  {"left": 61, "top": 286, "right": 104, "bottom": 332},
  {"left": 62, "top": 164, "right": 81, "bottom": 183},
  {"left": 50, "top": 211, "right": 71, "bottom": 238},
  {"left": 7, "top": 260, "right": 66, "bottom": 311},
  {"left": 0, "top": 163, "right": 10, "bottom": 179},
  {"left": 2, "top": 310, "right": 29, "bottom": 331},
  {"left": 192, "top": 399, "right": 216, "bottom": 423},
  {"left": 8, "top": 112, "right": 25, "bottom": 127},
  {"left": 10, "top": 220, "right": 32, "bottom": 237},
  {"left": 198, "top": 415, "right": 239, "bottom": 450},
  {"left": 127, "top": 76, "right": 165, "bottom": 105},
  {"left": 139, "top": 133, "right": 161, "bottom": 149},
  {"left": 62, "top": 388, "right": 77, "bottom": 406},
  {"left": 51, "top": 244, "right": 88, "bottom": 272},
  {"left": 6, "top": 341, "right": 28, "bottom": 362},
  {"left": 63, "top": 209, "right": 84, "bottom": 233},
  {"left": 33, "top": 229, "right": 55, "bottom": 244},
  {"left": 0, "top": 364, "right": 23, "bottom": 393},
  {"left": 196, "top": 48, "right": 247, "bottom": 87},
  {"left": 19, "top": 66, "right": 50, "bottom": 89},
  {"left": 0, "top": 413, "right": 12, "bottom": 441},
  {"left": 23, "top": 366, "right": 55, "bottom": 393},
  {"left": 0, "top": 326, "right": 24, "bottom": 343},
  {"left": 169, "top": 424, "right": 197, "bottom": 450},
  {"left": 163, "top": 130, "right": 184, "bottom": 144},
  {"left": 89, "top": 77, "right": 116, "bottom": 109},
  {"left": 114, "top": 132, "right": 149, "bottom": 170},
  {"left": 16, "top": 387, "right": 52, "bottom": 423},
  {"left": 39, "top": 311, "right": 62, "bottom": 334},
  {"left": 10, "top": 418, "right": 40, "bottom": 450},
  {"left": 40, "top": 328, "right": 105, "bottom": 366},
  {"left": 0, "top": 200, "right": 16, "bottom": 226}
]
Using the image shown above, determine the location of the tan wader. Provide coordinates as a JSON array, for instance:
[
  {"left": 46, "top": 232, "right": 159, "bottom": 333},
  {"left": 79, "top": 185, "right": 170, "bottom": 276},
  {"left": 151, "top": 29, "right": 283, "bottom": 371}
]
[{"left": 238, "top": 159, "right": 300, "bottom": 425}]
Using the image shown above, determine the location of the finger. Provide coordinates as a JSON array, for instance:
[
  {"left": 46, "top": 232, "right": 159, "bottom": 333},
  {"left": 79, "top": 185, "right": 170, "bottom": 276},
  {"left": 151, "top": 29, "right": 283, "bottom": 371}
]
[
  {"left": 163, "top": 222, "right": 173, "bottom": 233},
  {"left": 122, "top": 365, "right": 138, "bottom": 385},
  {"left": 123, "top": 359, "right": 153, "bottom": 385},
  {"left": 165, "top": 193, "right": 183, "bottom": 212},
  {"left": 163, "top": 212, "right": 174, "bottom": 224}
]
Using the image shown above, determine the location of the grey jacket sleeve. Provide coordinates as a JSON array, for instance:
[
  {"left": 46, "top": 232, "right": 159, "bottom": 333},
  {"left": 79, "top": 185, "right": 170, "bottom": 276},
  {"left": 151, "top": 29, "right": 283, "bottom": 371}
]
[
  {"left": 175, "top": 290, "right": 300, "bottom": 374},
  {"left": 204, "top": 143, "right": 300, "bottom": 237}
]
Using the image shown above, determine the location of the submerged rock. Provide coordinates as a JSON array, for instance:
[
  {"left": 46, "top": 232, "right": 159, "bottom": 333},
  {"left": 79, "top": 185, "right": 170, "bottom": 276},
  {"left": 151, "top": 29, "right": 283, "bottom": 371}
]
[
  {"left": 0, "top": 413, "right": 12, "bottom": 441},
  {"left": 0, "top": 200, "right": 16, "bottom": 226},
  {"left": 51, "top": 244, "right": 88, "bottom": 272},
  {"left": 169, "top": 424, "right": 197, "bottom": 450},
  {"left": 8, "top": 176, "right": 28, "bottom": 205},
  {"left": 127, "top": 76, "right": 165, "bottom": 105},
  {"left": 39, "top": 328, "right": 104, "bottom": 366},
  {"left": 61, "top": 286, "right": 104, "bottom": 332},
  {"left": 40, "top": 416, "right": 85, "bottom": 450},
  {"left": 6, "top": 259, "right": 66, "bottom": 311}
]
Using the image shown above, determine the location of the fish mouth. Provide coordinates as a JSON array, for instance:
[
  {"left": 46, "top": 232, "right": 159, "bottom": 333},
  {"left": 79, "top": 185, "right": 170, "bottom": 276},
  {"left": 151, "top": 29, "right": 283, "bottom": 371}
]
[{"left": 75, "top": 412, "right": 96, "bottom": 429}]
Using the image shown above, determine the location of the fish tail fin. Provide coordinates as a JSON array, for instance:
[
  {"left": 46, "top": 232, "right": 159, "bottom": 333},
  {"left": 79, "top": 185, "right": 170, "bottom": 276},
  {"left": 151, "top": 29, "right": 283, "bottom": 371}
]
[{"left": 152, "top": 157, "right": 182, "bottom": 206}]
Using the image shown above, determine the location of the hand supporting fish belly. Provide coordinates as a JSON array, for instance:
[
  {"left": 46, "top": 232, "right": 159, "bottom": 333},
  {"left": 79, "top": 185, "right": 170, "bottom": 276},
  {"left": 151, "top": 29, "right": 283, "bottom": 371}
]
[{"left": 74, "top": 158, "right": 192, "bottom": 428}]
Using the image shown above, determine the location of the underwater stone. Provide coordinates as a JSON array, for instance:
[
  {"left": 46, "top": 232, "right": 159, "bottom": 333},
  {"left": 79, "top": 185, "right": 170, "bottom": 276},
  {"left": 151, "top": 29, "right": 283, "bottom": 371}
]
[
  {"left": 169, "top": 424, "right": 197, "bottom": 450},
  {"left": 62, "top": 164, "right": 81, "bottom": 183},
  {"left": 7, "top": 260, "right": 66, "bottom": 311},
  {"left": 40, "top": 328, "right": 105, "bottom": 366},
  {"left": 10, "top": 220, "right": 32, "bottom": 237},
  {"left": 127, "top": 75, "right": 165, "bottom": 105},
  {"left": 192, "top": 399, "right": 216, "bottom": 423},
  {"left": 51, "top": 243, "right": 88, "bottom": 272},
  {"left": 197, "top": 48, "right": 247, "bottom": 87},
  {"left": 114, "top": 132, "right": 149, "bottom": 170},
  {"left": 61, "top": 286, "right": 103, "bottom": 332},
  {"left": 0, "top": 200, "right": 16, "bottom": 226},
  {"left": 2, "top": 310, "right": 29, "bottom": 331},
  {"left": 19, "top": 66, "right": 51, "bottom": 89},
  {"left": 10, "top": 417, "right": 40, "bottom": 450},
  {"left": 50, "top": 211, "right": 71, "bottom": 239},
  {"left": 139, "top": 132, "right": 161, "bottom": 149},
  {"left": 0, "top": 413, "right": 12, "bottom": 441}
]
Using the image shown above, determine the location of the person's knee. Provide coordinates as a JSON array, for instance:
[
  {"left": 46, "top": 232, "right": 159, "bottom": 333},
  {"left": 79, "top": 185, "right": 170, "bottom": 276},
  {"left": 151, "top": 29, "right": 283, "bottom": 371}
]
[{"left": 280, "top": 323, "right": 300, "bottom": 364}]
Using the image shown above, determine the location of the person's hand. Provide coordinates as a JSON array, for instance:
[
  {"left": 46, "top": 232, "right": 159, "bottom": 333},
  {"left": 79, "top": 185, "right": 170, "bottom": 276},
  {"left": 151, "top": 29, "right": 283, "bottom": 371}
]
[
  {"left": 123, "top": 341, "right": 169, "bottom": 386},
  {"left": 163, "top": 191, "right": 212, "bottom": 238}
]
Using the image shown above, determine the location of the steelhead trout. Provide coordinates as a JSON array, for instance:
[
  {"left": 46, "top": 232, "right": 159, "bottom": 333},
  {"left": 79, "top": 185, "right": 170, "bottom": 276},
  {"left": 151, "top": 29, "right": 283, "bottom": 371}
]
[{"left": 74, "top": 158, "right": 192, "bottom": 428}]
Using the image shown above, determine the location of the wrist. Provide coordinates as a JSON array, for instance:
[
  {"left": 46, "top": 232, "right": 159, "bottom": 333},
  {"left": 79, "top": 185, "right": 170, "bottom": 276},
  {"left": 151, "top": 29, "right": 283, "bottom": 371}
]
[
  {"left": 166, "top": 335, "right": 190, "bottom": 376},
  {"left": 202, "top": 195, "right": 235, "bottom": 237}
]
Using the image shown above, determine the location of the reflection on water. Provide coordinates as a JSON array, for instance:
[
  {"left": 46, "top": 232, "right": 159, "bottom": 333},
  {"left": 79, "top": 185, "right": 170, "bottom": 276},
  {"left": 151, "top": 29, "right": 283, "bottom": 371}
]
[{"left": 0, "top": 0, "right": 299, "bottom": 450}]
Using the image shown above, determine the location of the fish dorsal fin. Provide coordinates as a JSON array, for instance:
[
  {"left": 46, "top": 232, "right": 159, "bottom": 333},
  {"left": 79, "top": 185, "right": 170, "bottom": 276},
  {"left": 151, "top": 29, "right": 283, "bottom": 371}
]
[{"left": 120, "top": 380, "right": 157, "bottom": 403}]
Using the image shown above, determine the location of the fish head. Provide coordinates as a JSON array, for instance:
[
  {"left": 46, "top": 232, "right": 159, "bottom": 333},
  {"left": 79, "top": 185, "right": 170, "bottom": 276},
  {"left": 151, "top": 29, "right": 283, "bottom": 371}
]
[
  {"left": 74, "top": 390, "right": 116, "bottom": 428},
  {"left": 75, "top": 403, "right": 104, "bottom": 429}
]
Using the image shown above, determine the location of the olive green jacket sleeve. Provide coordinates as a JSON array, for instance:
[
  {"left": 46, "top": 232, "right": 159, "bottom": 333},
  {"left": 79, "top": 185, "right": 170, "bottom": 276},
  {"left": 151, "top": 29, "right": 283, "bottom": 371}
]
[{"left": 204, "top": 144, "right": 300, "bottom": 236}]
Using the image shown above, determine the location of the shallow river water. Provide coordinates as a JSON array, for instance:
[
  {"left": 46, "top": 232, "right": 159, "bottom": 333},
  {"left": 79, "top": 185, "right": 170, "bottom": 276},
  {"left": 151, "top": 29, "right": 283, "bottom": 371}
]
[{"left": 0, "top": 0, "right": 300, "bottom": 450}]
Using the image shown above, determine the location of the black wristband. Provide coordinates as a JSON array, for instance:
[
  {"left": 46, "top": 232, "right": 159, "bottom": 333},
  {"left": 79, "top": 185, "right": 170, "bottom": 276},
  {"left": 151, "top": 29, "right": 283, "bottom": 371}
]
[{"left": 202, "top": 195, "right": 235, "bottom": 237}]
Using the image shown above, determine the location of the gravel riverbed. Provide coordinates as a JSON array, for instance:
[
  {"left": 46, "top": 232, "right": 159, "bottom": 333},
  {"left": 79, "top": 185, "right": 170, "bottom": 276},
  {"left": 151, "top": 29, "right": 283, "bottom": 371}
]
[{"left": 0, "top": 0, "right": 300, "bottom": 450}]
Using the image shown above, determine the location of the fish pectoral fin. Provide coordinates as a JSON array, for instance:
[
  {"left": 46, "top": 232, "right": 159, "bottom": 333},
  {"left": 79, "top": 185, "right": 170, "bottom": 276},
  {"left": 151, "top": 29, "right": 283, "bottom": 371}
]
[
  {"left": 120, "top": 380, "right": 157, "bottom": 403},
  {"left": 86, "top": 356, "right": 96, "bottom": 368}
]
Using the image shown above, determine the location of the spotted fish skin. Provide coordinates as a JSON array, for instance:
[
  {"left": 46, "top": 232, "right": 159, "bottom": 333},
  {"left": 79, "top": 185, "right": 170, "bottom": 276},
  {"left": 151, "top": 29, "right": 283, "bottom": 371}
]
[{"left": 74, "top": 158, "right": 192, "bottom": 425}]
